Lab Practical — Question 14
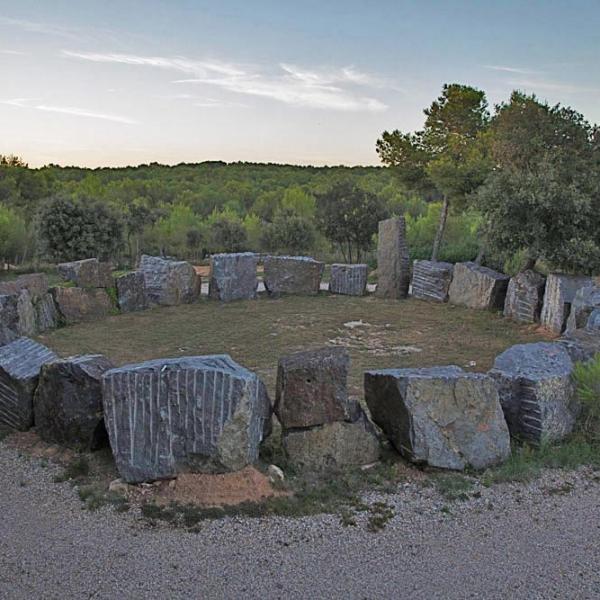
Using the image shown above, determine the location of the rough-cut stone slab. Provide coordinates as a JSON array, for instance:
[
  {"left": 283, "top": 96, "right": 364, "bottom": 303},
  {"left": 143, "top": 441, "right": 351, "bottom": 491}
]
[
  {"left": 116, "top": 271, "right": 147, "bottom": 313},
  {"left": 410, "top": 260, "right": 454, "bottom": 302},
  {"left": 263, "top": 256, "right": 323, "bottom": 296},
  {"left": 504, "top": 270, "right": 546, "bottom": 323},
  {"left": 489, "top": 342, "right": 578, "bottom": 443},
  {"left": 0, "top": 291, "right": 35, "bottom": 336},
  {"left": 57, "top": 258, "right": 113, "bottom": 288},
  {"left": 540, "top": 273, "right": 593, "bottom": 335},
  {"left": 0, "top": 273, "right": 49, "bottom": 301},
  {"left": 328, "top": 264, "right": 368, "bottom": 296},
  {"left": 375, "top": 217, "right": 410, "bottom": 299},
  {"left": 365, "top": 366, "right": 510, "bottom": 470},
  {"left": 139, "top": 255, "right": 200, "bottom": 306},
  {"left": 565, "top": 285, "right": 600, "bottom": 334},
  {"left": 51, "top": 287, "right": 112, "bottom": 324},
  {"left": 102, "top": 355, "right": 272, "bottom": 483},
  {"left": 0, "top": 338, "right": 57, "bottom": 430},
  {"left": 34, "top": 355, "right": 114, "bottom": 450},
  {"left": 557, "top": 331, "right": 600, "bottom": 364},
  {"left": 275, "top": 347, "right": 352, "bottom": 429},
  {"left": 448, "top": 262, "right": 509, "bottom": 310},
  {"left": 209, "top": 253, "right": 258, "bottom": 302},
  {"left": 35, "top": 293, "right": 59, "bottom": 332}
]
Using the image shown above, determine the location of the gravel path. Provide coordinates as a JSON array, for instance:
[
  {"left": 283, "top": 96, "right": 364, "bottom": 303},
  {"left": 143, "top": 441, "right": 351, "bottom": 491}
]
[{"left": 1, "top": 444, "right": 599, "bottom": 600}]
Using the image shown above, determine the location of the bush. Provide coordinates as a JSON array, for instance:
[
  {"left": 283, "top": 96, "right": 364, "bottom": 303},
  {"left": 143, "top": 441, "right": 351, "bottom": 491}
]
[{"left": 574, "top": 355, "right": 600, "bottom": 443}]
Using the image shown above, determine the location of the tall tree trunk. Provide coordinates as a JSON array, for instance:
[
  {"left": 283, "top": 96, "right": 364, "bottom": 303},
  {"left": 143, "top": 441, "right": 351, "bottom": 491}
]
[{"left": 431, "top": 195, "right": 450, "bottom": 262}]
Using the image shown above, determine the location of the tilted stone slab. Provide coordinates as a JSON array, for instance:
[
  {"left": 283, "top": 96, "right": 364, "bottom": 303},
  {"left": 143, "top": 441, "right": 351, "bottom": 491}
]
[
  {"left": 503, "top": 270, "right": 546, "bottom": 323},
  {"left": 410, "top": 260, "right": 454, "bottom": 302},
  {"left": 565, "top": 285, "right": 600, "bottom": 334},
  {"left": 209, "top": 252, "right": 258, "bottom": 302},
  {"left": 375, "top": 217, "right": 410, "bottom": 299},
  {"left": 102, "top": 355, "right": 272, "bottom": 483},
  {"left": 57, "top": 258, "right": 113, "bottom": 288},
  {"left": 448, "top": 262, "right": 509, "bottom": 310},
  {"left": 328, "top": 264, "right": 368, "bottom": 296},
  {"left": 0, "top": 337, "right": 57, "bottom": 430},
  {"left": 139, "top": 255, "right": 200, "bottom": 306},
  {"left": 263, "top": 256, "right": 323, "bottom": 296},
  {"left": 365, "top": 366, "right": 510, "bottom": 470},
  {"left": 489, "top": 342, "right": 578, "bottom": 443},
  {"left": 116, "top": 271, "right": 147, "bottom": 313},
  {"left": 34, "top": 354, "right": 115, "bottom": 450},
  {"left": 540, "top": 273, "right": 593, "bottom": 335},
  {"left": 51, "top": 287, "right": 112, "bottom": 325}
]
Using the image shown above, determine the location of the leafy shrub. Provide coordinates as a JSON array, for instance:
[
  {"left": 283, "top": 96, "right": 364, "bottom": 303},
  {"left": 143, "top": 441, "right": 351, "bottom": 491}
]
[{"left": 574, "top": 355, "right": 600, "bottom": 443}]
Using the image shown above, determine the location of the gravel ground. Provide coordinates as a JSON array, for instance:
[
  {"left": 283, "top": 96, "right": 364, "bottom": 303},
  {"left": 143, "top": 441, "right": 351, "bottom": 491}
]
[{"left": 1, "top": 444, "right": 599, "bottom": 600}]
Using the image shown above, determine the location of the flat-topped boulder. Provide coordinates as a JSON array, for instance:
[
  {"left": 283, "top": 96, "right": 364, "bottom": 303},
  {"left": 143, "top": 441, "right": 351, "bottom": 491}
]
[
  {"left": 102, "top": 355, "right": 272, "bottom": 483},
  {"left": 139, "top": 255, "right": 200, "bottom": 306},
  {"left": 0, "top": 337, "right": 57, "bottom": 430},
  {"left": 57, "top": 258, "right": 113, "bottom": 288},
  {"left": 115, "top": 271, "right": 147, "bottom": 313},
  {"left": 328, "top": 264, "right": 368, "bottom": 296},
  {"left": 209, "top": 252, "right": 258, "bottom": 302},
  {"left": 0, "top": 273, "right": 49, "bottom": 301},
  {"left": 504, "top": 270, "right": 546, "bottom": 323},
  {"left": 375, "top": 217, "right": 410, "bottom": 299},
  {"left": 489, "top": 342, "right": 578, "bottom": 443},
  {"left": 51, "top": 286, "right": 112, "bottom": 324},
  {"left": 448, "top": 262, "right": 509, "bottom": 310},
  {"left": 263, "top": 256, "right": 323, "bottom": 296},
  {"left": 565, "top": 285, "right": 600, "bottom": 334},
  {"left": 34, "top": 354, "right": 114, "bottom": 450},
  {"left": 411, "top": 260, "right": 454, "bottom": 302},
  {"left": 540, "top": 273, "right": 593, "bottom": 334},
  {"left": 365, "top": 366, "right": 510, "bottom": 470}
]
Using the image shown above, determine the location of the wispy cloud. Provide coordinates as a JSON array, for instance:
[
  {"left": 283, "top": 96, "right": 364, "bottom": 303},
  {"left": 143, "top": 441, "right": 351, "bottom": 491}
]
[
  {"left": 0, "top": 16, "right": 81, "bottom": 40},
  {"left": 507, "top": 78, "right": 599, "bottom": 95},
  {"left": 484, "top": 65, "right": 539, "bottom": 75},
  {"left": 0, "top": 49, "right": 28, "bottom": 56}
]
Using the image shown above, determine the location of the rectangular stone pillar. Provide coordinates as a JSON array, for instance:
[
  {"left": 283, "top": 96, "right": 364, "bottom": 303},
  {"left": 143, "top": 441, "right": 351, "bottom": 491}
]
[{"left": 375, "top": 217, "right": 410, "bottom": 299}]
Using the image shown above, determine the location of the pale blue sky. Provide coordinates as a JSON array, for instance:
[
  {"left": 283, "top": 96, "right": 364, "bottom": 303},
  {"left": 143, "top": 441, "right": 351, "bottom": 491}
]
[{"left": 1, "top": 1, "right": 598, "bottom": 167}]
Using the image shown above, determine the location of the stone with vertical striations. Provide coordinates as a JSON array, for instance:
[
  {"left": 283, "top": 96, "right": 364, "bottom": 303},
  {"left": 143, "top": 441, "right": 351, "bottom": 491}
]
[
  {"left": 209, "top": 252, "right": 258, "bottom": 302},
  {"left": 448, "top": 262, "right": 510, "bottom": 311},
  {"left": 565, "top": 285, "right": 600, "bottom": 334},
  {"left": 57, "top": 258, "right": 113, "bottom": 288},
  {"left": 263, "top": 256, "right": 323, "bottom": 296},
  {"left": 102, "top": 355, "right": 272, "bottom": 483},
  {"left": 410, "top": 260, "right": 454, "bottom": 302},
  {"left": 139, "top": 255, "right": 200, "bottom": 306},
  {"left": 35, "top": 293, "right": 59, "bottom": 332},
  {"left": 540, "top": 273, "right": 593, "bottom": 335},
  {"left": 51, "top": 286, "right": 112, "bottom": 324},
  {"left": 0, "top": 337, "right": 57, "bottom": 431},
  {"left": 0, "top": 291, "right": 35, "bottom": 337},
  {"left": 375, "top": 217, "right": 410, "bottom": 299},
  {"left": 116, "top": 271, "right": 147, "bottom": 313},
  {"left": 328, "top": 264, "right": 368, "bottom": 296},
  {"left": 503, "top": 270, "right": 546, "bottom": 324}
]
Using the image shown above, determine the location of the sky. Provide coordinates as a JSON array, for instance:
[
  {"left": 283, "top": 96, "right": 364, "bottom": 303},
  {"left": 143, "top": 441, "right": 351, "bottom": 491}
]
[{"left": 0, "top": 1, "right": 599, "bottom": 168}]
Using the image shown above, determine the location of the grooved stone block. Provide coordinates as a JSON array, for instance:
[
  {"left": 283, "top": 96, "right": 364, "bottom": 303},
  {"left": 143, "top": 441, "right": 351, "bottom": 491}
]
[
  {"left": 209, "top": 253, "right": 258, "bottom": 302},
  {"left": 57, "top": 258, "right": 113, "bottom": 288},
  {"left": 51, "top": 287, "right": 112, "bottom": 324},
  {"left": 448, "top": 262, "right": 509, "bottom": 310},
  {"left": 263, "top": 256, "right": 323, "bottom": 296},
  {"left": 410, "top": 260, "right": 454, "bottom": 302},
  {"left": 328, "top": 264, "right": 368, "bottom": 296},
  {"left": 102, "top": 355, "right": 272, "bottom": 483},
  {"left": 565, "top": 285, "right": 600, "bottom": 334},
  {"left": 139, "top": 255, "right": 200, "bottom": 306},
  {"left": 504, "top": 270, "right": 546, "bottom": 323},
  {"left": 540, "top": 273, "right": 593, "bottom": 335},
  {"left": 375, "top": 217, "right": 410, "bottom": 299},
  {"left": 0, "top": 337, "right": 57, "bottom": 430},
  {"left": 365, "top": 366, "right": 510, "bottom": 470},
  {"left": 116, "top": 271, "right": 147, "bottom": 313}
]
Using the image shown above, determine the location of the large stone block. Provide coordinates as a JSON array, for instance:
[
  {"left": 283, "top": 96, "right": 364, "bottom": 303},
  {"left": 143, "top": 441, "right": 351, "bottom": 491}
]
[
  {"left": 448, "top": 262, "right": 509, "bottom": 311},
  {"left": 51, "top": 286, "right": 112, "bottom": 325},
  {"left": 503, "top": 270, "right": 546, "bottom": 323},
  {"left": 116, "top": 271, "right": 147, "bottom": 313},
  {"left": 139, "top": 255, "right": 200, "bottom": 306},
  {"left": 565, "top": 285, "right": 600, "bottom": 334},
  {"left": 328, "top": 264, "right": 368, "bottom": 296},
  {"left": 556, "top": 331, "right": 600, "bottom": 364},
  {"left": 375, "top": 217, "right": 410, "bottom": 299},
  {"left": 0, "top": 338, "right": 57, "bottom": 430},
  {"left": 0, "top": 291, "right": 35, "bottom": 337},
  {"left": 365, "top": 366, "right": 510, "bottom": 470},
  {"left": 0, "top": 273, "right": 49, "bottom": 301},
  {"left": 263, "top": 256, "right": 324, "bottom": 296},
  {"left": 489, "top": 342, "right": 578, "bottom": 443},
  {"left": 540, "top": 273, "right": 593, "bottom": 335},
  {"left": 102, "top": 355, "right": 272, "bottom": 483},
  {"left": 35, "top": 293, "right": 59, "bottom": 332},
  {"left": 410, "top": 260, "right": 454, "bottom": 302},
  {"left": 34, "top": 355, "right": 114, "bottom": 450},
  {"left": 209, "top": 252, "right": 258, "bottom": 302},
  {"left": 57, "top": 258, "right": 113, "bottom": 288}
]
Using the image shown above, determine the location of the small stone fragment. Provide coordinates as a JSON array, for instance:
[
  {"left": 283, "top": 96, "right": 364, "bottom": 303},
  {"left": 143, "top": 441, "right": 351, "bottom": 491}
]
[
  {"left": 503, "top": 270, "right": 546, "bottom": 323},
  {"left": 410, "top": 260, "right": 454, "bottom": 302},
  {"left": 328, "top": 264, "right": 368, "bottom": 296},
  {"left": 263, "top": 256, "right": 324, "bottom": 296},
  {"left": 267, "top": 464, "right": 285, "bottom": 483},
  {"left": 209, "top": 252, "right": 258, "bottom": 302},
  {"left": 540, "top": 273, "right": 593, "bottom": 335},
  {"left": 448, "top": 262, "right": 510, "bottom": 311},
  {"left": 375, "top": 217, "right": 410, "bottom": 299}
]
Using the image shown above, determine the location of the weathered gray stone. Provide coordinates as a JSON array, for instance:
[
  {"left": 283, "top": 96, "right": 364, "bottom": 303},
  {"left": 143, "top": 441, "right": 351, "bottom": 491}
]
[
  {"left": 0, "top": 291, "right": 35, "bottom": 336},
  {"left": 557, "top": 331, "right": 600, "bottom": 364},
  {"left": 209, "top": 252, "right": 258, "bottom": 302},
  {"left": 586, "top": 309, "right": 600, "bottom": 331},
  {"left": 540, "top": 273, "right": 593, "bottom": 335},
  {"left": 365, "top": 366, "right": 510, "bottom": 470},
  {"left": 57, "top": 258, "right": 113, "bottom": 288},
  {"left": 375, "top": 217, "right": 410, "bottom": 299},
  {"left": 489, "top": 342, "right": 578, "bottom": 443},
  {"left": 503, "top": 270, "right": 546, "bottom": 323},
  {"left": 34, "top": 355, "right": 114, "bottom": 450},
  {"left": 102, "top": 355, "right": 272, "bottom": 483},
  {"left": 0, "top": 326, "right": 17, "bottom": 347},
  {"left": 115, "top": 271, "right": 147, "bottom": 313},
  {"left": 139, "top": 255, "right": 200, "bottom": 306},
  {"left": 263, "top": 256, "right": 323, "bottom": 296},
  {"left": 35, "top": 293, "right": 59, "bottom": 332},
  {"left": 0, "top": 273, "right": 49, "bottom": 301},
  {"left": 51, "top": 286, "right": 112, "bottom": 324},
  {"left": 565, "top": 285, "right": 600, "bottom": 334},
  {"left": 410, "top": 260, "right": 454, "bottom": 302},
  {"left": 0, "top": 337, "right": 57, "bottom": 430},
  {"left": 328, "top": 264, "right": 368, "bottom": 296},
  {"left": 448, "top": 262, "right": 509, "bottom": 311}
]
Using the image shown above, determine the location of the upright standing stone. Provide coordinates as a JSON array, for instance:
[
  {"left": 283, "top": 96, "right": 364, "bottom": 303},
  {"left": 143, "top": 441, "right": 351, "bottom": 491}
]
[
  {"left": 51, "top": 287, "right": 112, "bottom": 324},
  {"left": 0, "top": 338, "right": 57, "bottom": 430},
  {"left": 102, "top": 355, "right": 272, "bottom": 483},
  {"left": 0, "top": 291, "right": 35, "bottom": 337},
  {"left": 540, "top": 273, "right": 593, "bottom": 335},
  {"left": 410, "top": 260, "right": 454, "bottom": 302},
  {"left": 139, "top": 255, "right": 200, "bottom": 306},
  {"left": 263, "top": 256, "right": 323, "bottom": 296},
  {"left": 57, "top": 258, "right": 113, "bottom": 288},
  {"left": 448, "top": 262, "right": 510, "bottom": 310},
  {"left": 35, "top": 293, "right": 59, "bottom": 332},
  {"left": 375, "top": 217, "right": 410, "bottom": 299},
  {"left": 328, "top": 264, "right": 368, "bottom": 296},
  {"left": 209, "top": 252, "right": 258, "bottom": 302},
  {"left": 565, "top": 285, "right": 600, "bottom": 334},
  {"left": 115, "top": 271, "right": 147, "bottom": 313},
  {"left": 587, "top": 309, "right": 600, "bottom": 331},
  {"left": 504, "top": 270, "right": 546, "bottom": 323}
]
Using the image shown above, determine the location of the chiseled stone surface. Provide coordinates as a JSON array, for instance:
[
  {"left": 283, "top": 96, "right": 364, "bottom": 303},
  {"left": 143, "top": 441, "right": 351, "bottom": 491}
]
[
  {"left": 263, "top": 256, "right": 324, "bottom": 296},
  {"left": 328, "top": 264, "right": 368, "bottom": 296},
  {"left": 116, "top": 271, "right": 147, "bottom": 313},
  {"left": 375, "top": 217, "right": 410, "bottom": 299},
  {"left": 139, "top": 255, "right": 200, "bottom": 306},
  {"left": 565, "top": 285, "right": 600, "bottom": 334},
  {"left": 540, "top": 273, "right": 593, "bottom": 335},
  {"left": 57, "top": 258, "right": 113, "bottom": 288},
  {"left": 489, "top": 342, "right": 578, "bottom": 444},
  {"left": 448, "top": 262, "right": 509, "bottom": 311},
  {"left": 51, "top": 286, "right": 112, "bottom": 325},
  {"left": 0, "top": 337, "right": 57, "bottom": 431},
  {"left": 365, "top": 366, "right": 510, "bottom": 470},
  {"left": 102, "top": 355, "right": 272, "bottom": 483},
  {"left": 504, "top": 270, "right": 546, "bottom": 323},
  {"left": 209, "top": 252, "right": 258, "bottom": 302},
  {"left": 411, "top": 260, "right": 454, "bottom": 303},
  {"left": 34, "top": 354, "right": 115, "bottom": 450}
]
